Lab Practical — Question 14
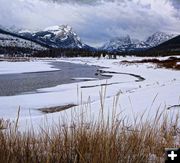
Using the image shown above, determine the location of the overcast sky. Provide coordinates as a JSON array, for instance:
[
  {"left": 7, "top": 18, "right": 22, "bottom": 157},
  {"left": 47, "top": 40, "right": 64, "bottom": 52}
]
[{"left": 0, "top": 0, "right": 179, "bottom": 47}]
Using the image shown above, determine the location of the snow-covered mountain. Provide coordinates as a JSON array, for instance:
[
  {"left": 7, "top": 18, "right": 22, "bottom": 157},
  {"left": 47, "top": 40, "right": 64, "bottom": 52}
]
[
  {"left": 101, "top": 32, "right": 175, "bottom": 52},
  {"left": 19, "top": 25, "right": 90, "bottom": 49},
  {"left": 145, "top": 32, "right": 174, "bottom": 48},
  {"left": 0, "top": 28, "right": 47, "bottom": 51},
  {"left": 102, "top": 35, "right": 132, "bottom": 52}
]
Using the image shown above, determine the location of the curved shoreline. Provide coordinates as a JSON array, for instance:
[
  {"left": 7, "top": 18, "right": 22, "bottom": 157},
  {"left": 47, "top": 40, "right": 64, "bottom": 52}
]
[{"left": 97, "top": 69, "right": 145, "bottom": 82}]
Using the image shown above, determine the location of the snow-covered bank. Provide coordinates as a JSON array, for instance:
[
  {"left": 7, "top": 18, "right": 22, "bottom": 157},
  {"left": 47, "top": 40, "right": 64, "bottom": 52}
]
[
  {"left": 0, "top": 57, "right": 180, "bottom": 130},
  {"left": 0, "top": 60, "right": 59, "bottom": 74}
]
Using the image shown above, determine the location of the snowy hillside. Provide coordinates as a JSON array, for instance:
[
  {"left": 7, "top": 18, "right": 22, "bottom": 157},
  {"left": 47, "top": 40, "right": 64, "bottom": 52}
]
[
  {"left": 145, "top": 32, "right": 174, "bottom": 48},
  {"left": 0, "top": 33, "right": 46, "bottom": 50}
]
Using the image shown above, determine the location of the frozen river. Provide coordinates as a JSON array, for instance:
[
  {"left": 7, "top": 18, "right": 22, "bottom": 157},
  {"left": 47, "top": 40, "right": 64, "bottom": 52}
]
[{"left": 0, "top": 61, "right": 108, "bottom": 96}]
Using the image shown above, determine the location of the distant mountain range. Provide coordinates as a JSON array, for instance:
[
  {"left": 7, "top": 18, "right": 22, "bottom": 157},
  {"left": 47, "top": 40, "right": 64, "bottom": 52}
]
[
  {"left": 0, "top": 25, "right": 179, "bottom": 56},
  {"left": 101, "top": 32, "right": 175, "bottom": 52}
]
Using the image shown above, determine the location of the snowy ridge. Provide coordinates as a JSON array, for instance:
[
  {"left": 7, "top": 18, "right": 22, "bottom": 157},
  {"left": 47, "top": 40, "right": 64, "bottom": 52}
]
[{"left": 0, "top": 33, "right": 46, "bottom": 50}]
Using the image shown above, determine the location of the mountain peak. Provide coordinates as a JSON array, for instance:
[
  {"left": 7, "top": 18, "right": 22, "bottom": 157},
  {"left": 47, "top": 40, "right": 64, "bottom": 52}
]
[
  {"left": 19, "top": 25, "right": 87, "bottom": 49},
  {"left": 43, "top": 25, "right": 72, "bottom": 33}
]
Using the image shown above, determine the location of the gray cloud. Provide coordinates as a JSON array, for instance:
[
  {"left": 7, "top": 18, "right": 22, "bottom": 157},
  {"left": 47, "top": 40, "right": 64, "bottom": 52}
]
[
  {"left": 170, "top": 0, "right": 180, "bottom": 18},
  {"left": 171, "top": 0, "right": 180, "bottom": 9},
  {"left": 0, "top": 0, "right": 180, "bottom": 47}
]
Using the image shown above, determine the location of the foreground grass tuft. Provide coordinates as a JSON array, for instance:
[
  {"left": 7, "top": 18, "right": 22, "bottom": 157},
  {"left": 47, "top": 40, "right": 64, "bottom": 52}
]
[{"left": 0, "top": 108, "right": 179, "bottom": 163}]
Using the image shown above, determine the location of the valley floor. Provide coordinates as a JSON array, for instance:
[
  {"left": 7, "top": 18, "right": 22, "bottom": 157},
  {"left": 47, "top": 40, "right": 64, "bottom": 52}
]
[{"left": 0, "top": 56, "right": 180, "bottom": 131}]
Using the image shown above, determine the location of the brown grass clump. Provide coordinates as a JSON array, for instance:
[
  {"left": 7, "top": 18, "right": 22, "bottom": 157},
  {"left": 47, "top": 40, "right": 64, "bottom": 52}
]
[
  {"left": 0, "top": 89, "right": 179, "bottom": 163},
  {"left": 121, "top": 57, "right": 180, "bottom": 70}
]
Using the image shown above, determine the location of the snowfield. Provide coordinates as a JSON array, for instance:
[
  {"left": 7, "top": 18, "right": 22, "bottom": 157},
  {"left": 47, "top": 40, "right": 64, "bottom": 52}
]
[{"left": 0, "top": 56, "right": 180, "bottom": 131}]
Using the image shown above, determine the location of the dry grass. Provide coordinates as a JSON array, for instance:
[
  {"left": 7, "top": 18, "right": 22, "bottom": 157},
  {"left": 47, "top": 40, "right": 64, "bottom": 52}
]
[
  {"left": 0, "top": 90, "right": 180, "bottom": 163},
  {"left": 121, "top": 57, "right": 180, "bottom": 70},
  {"left": 0, "top": 110, "right": 179, "bottom": 162}
]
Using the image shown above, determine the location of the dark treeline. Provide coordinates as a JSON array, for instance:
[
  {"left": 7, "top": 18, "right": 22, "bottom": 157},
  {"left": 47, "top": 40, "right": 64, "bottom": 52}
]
[
  {"left": 1, "top": 42, "right": 179, "bottom": 58},
  {"left": 0, "top": 46, "right": 37, "bottom": 56},
  {"left": 32, "top": 48, "right": 118, "bottom": 58},
  {"left": 32, "top": 47, "right": 180, "bottom": 58}
]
